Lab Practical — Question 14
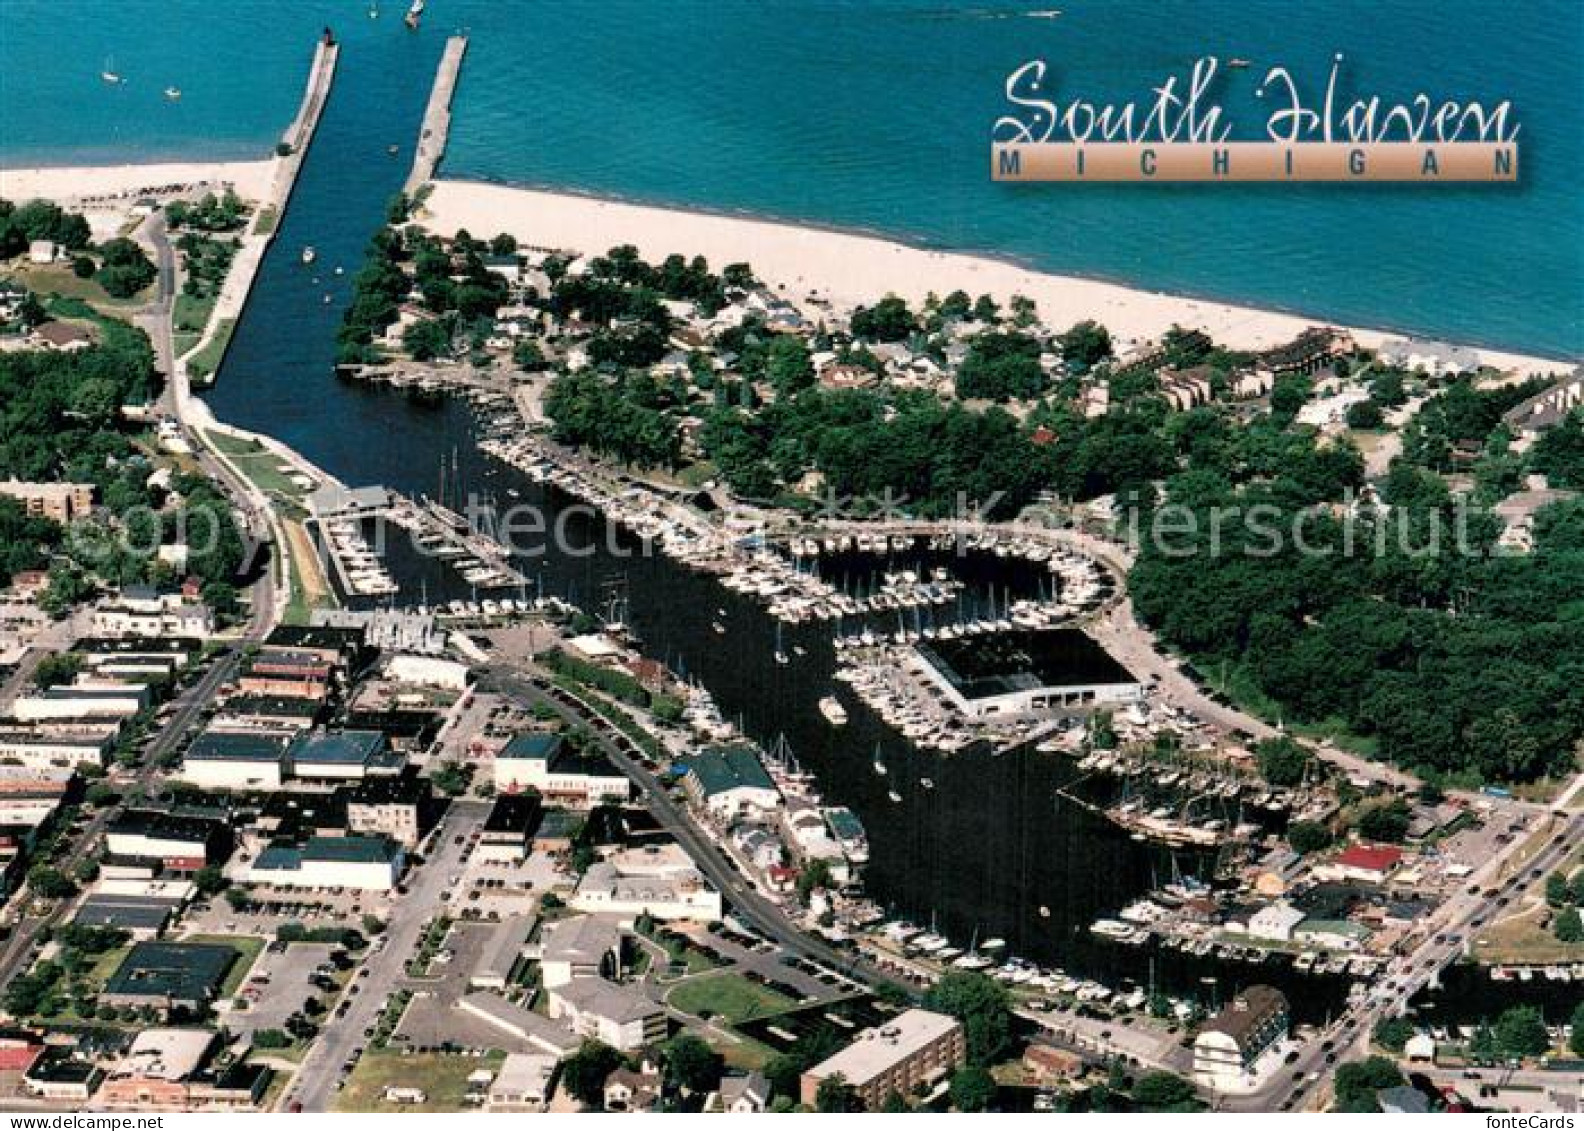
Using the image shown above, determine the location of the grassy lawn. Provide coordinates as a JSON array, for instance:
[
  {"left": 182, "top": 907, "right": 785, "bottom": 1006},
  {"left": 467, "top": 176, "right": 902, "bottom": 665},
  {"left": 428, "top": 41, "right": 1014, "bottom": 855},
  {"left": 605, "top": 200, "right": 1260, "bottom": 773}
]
[
  {"left": 666, "top": 972, "right": 797, "bottom": 1024},
  {"left": 1472, "top": 903, "right": 1584, "bottom": 965},
  {"left": 11, "top": 260, "right": 150, "bottom": 309},
  {"left": 204, "top": 430, "right": 308, "bottom": 497},
  {"left": 173, "top": 290, "right": 217, "bottom": 356},
  {"left": 181, "top": 933, "right": 266, "bottom": 998},
  {"left": 186, "top": 316, "right": 236, "bottom": 380},
  {"left": 332, "top": 1050, "right": 503, "bottom": 1113},
  {"left": 254, "top": 206, "right": 279, "bottom": 235}
]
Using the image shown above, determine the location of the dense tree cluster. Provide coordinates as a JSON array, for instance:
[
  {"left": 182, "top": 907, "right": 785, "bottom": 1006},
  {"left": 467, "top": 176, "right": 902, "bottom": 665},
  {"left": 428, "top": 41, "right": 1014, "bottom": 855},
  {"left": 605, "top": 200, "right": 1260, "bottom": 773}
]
[
  {"left": 0, "top": 198, "right": 91, "bottom": 257},
  {"left": 1129, "top": 391, "right": 1583, "bottom": 781},
  {"left": 546, "top": 369, "right": 683, "bottom": 468},
  {"left": 703, "top": 386, "right": 1048, "bottom": 516},
  {"left": 95, "top": 237, "right": 157, "bottom": 298},
  {"left": 164, "top": 190, "right": 247, "bottom": 233}
]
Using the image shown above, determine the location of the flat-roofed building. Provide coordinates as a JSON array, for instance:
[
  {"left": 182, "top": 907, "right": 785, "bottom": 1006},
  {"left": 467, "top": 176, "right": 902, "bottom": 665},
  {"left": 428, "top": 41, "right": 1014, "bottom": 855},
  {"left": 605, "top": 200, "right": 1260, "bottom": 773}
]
[
  {"left": 457, "top": 992, "right": 581, "bottom": 1058},
  {"left": 106, "top": 808, "right": 229, "bottom": 871},
  {"left": 12, "top": 684, "right": 149, "bottom": 722},
  {"left": 494, "top": 732, "right": 630, "bottom": 809},
  {"left": 800, "top": 1008, "right": 965, "bottom": 1110},
  {"left": 98, "top": 1028, "right": 215, "bottom": 1110},
  {"left": 180, "top": 730, "right": 291, "bottom": 790},
  {"left": 571, "top": 843, "right": 722, "bottom": 923},
  {"left": 476, "top": 794, "right": 541, "bottom": 863},
  {"left": 101, "top": 942, "right": 237, "bottom": 1013},
  {"left": 344, "top": 774, "right": 434, "bottom": 846},
  {"left": 487, "top": 1051, "right": 559, "bottom": 1111},
  {"left": 471, "top": 914, "right": 539, "bottom": 990},
  {"left": 1193, "top": 984, "right": 1290, "bottom": 1085},
  {"left": 0, "top": 480, "right": 94, "bottom": 523},
  {"left": 0, "top": 727, "right": 112, "bottom": 771},
  {"left": 247, "top": 834, "right": 405, "bottom": 891},
  {"left": 288, "top": 729, "right": 403, "bottom": 781}
]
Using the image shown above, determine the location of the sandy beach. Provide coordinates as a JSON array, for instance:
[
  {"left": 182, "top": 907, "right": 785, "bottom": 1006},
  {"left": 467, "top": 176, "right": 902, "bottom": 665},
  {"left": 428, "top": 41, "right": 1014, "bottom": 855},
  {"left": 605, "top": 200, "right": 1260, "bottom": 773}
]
[
  {"left": 0, "top": 159, "right": 276, "bottom": 207},
  {"left": 420, "top": 179, "right": 1573, "bottom": 378}
]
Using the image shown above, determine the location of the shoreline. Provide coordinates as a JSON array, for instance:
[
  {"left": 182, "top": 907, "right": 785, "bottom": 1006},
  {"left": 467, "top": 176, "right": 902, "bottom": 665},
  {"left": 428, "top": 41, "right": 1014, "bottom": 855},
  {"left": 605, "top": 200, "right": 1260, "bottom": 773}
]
[
  {"left": 0, "top": 159, "right": 277, "bottom": 208},
  {"left": 420, "top": 176, "right": 1576, "bottom": 378}
]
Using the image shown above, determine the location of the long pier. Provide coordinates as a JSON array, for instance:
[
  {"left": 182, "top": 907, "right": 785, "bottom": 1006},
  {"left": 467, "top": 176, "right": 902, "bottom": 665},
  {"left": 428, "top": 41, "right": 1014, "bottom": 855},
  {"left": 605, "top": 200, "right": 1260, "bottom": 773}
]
[
  {"left": 268, "top": 35, "right": 341, "bottom": 219},
  {"left": 175, "top": 34, "right": 339, "bottom": 406},
  {"left": 405, "top": 35, "right": 468, "bottom": 194}
]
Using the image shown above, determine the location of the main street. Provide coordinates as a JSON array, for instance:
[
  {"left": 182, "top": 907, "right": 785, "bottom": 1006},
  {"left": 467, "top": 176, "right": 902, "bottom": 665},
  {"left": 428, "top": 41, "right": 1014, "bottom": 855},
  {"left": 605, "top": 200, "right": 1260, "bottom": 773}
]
[
  {"left": 285, "top": 799, "right": 489, "bottom": 1112},
  {"left": 0, "top": 644, "right": 243, "bottom": 987}
]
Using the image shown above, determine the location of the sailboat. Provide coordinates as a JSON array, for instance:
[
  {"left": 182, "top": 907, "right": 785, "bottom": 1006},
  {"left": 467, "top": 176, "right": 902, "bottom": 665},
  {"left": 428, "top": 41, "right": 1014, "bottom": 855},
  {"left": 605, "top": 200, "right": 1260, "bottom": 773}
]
[
  {"left": 773, "top": 622, "right": 789, "bottom": 665},
  {"left": 872, "top": 743, "right": 888, "bottom": 776},
  {"left": 368, "top": 0, "right": 380, "bottom": 16},
  {"left": 404, "top": 0, "right": 425, "bottom": 29},
  {"left": 101, "top": 56, "right": 123, "bottom": 84},
  {"left": 163, "top": 86, "right": 181, "bottom": 101}
]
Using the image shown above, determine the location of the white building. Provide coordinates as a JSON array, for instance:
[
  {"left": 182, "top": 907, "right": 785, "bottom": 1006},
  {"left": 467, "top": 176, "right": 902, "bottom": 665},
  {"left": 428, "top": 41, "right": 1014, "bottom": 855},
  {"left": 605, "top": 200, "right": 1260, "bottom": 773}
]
[
  {"left": 493, "top": 732, "right": 629, "bottom": 809},
  {"left": 547, "top": 979, "right": 667, "bottom": 1052},
  {"left": 12, "top": 683, "right": 149, "bottom": 721},
  {"left": 488, "top": 1052, "right": 558, "bottom": 1112},
  {"left": 537, "top": 915, "right": 623, "bottom": 990},
  {"left": 245, "top": 835, "right": 404, "bottom": 891},
  {"left": 0, "top": 727, "right": 111, "bottom": 771},
  {"left": 679, "top": 745, "right": 781, "bottom": 822},
  {"left": 384, "top": 654, "right": 469, "bottom": 691},
  {"left": 1247, "top": 902, "right": 1306, "bottom": 943},
  {"left": 571, "top": 846, "right": 723, "bottom": 923},
  {"left": 1192, "top": 985, "right": 1290, "bottom": 1087}
]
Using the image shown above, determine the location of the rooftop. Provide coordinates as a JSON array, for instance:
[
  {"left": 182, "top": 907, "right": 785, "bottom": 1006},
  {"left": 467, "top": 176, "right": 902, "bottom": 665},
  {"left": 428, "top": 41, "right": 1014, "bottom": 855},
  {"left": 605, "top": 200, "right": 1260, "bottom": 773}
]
[
  {"left": 103, "top": 942, "right": 236, "bottom": 1004},
  {"left": 682, "top": 744, "right": 776, "bottom": 797},
  {"left": 1199, "top": 984, "right": 1289, "bottom": 1046},
  {"left": 917, "top": 628, "right": 1136, "bottom": 701},
  {"left": 805, "top": 1009, "right": 961, "bottom": 1088}
]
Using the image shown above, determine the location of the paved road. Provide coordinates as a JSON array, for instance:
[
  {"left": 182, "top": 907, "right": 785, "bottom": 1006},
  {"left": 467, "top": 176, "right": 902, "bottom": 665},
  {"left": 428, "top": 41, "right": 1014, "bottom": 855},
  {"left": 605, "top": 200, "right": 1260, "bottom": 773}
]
[
  {"left": 1228, "top": 808, "right": 1583, "bottom": 1112},
  {"left": 0, "top": 646, "right": 242, "bottom": 988},
  {"left": 482, "top": 666, "right": 910, "bottom": 994},
  {"left": 285, "top": 799, "right": 489, "bottom": 1112}
]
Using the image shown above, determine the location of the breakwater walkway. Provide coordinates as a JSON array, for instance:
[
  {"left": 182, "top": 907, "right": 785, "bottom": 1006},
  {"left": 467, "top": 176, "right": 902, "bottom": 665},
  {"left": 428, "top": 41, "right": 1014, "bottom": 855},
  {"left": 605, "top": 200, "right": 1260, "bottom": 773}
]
[{"left": 405, "top": 35, "right": 467, "bottom": 194}]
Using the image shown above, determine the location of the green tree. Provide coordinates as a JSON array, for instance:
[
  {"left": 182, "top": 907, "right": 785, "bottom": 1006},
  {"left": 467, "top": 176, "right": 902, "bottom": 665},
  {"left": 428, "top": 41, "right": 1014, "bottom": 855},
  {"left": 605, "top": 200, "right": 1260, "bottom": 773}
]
[
  {"left": 1554, "top": 906, "right": 1583, "bottom": 944},
  {"left": 1571, "top": 1001, "right": 1584, "bottom": 1058},
  {"left": 950, "top": 1064, "right": 997, "bottom": 1112},
  {"left": 561, "top": 1040, "right": 623, "bottom": 1106},
  {"left": 1332, "top": 1057, "right": 1404, "bottom": 1112},
  {"left": 1057, "top": 319, "right": 1111, "bottom": 370},
  {"left": 26, "top": 865, "right": 77, "bottom": 900},
  {"left": 1131, "top": 1071, "right": 1203, "bottom": 1112},
  {"left": 923, "top": 971, "right": 1011, "bottom": 1066},
  {"left": 659, "top": 1034, "right": 720, "bottom": 1095},
  {"left": 96, "top": 237, "right": 157, "bottom": 297},
  {"left": 814, "top": 1074, "right": 861, "bottom": 1112},
  {"left": 1492, "top": 1005, "right": 1550, "bottom": 1060},
  {"left": 1545, "top": 872, "right": 1570, "bottom": 908},
  {"left": 1256, "top": 736, "right": 1311, "bottom": 786},
  {"left": 1288, "top": 820, "right": 1333, "bottom": 855},
  {"left": 1373, "top": 1016, "right": 1415, "bottom": 1053}
]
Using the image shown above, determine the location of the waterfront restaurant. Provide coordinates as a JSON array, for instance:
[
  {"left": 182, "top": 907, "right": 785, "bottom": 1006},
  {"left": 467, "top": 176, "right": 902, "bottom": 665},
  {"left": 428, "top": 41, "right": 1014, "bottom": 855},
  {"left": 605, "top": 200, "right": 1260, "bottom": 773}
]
[{"left": 913, "top": 628, "right": 1143, "bottom": 720}]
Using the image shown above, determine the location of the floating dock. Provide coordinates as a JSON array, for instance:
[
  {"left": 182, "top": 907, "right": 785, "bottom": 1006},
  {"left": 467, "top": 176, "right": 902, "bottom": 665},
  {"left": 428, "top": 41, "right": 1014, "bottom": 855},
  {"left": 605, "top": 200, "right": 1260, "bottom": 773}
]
[{"left": 405, "top": 35, "right": 468, "bottom": 194}]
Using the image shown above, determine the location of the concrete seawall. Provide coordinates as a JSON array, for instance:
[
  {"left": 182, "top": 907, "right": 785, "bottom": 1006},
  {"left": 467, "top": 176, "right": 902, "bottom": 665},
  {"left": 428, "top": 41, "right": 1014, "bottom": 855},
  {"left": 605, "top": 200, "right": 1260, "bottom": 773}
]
[{"left": 405, "top": 35, "right": 468, "bottom": 195}]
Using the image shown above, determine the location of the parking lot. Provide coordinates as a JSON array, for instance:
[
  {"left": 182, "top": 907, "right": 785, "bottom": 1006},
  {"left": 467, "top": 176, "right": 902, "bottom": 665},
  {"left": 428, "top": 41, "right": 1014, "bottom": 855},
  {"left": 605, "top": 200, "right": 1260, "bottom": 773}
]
[{"left": 221, "top": 941, "right": 338, "bottom": 1037}]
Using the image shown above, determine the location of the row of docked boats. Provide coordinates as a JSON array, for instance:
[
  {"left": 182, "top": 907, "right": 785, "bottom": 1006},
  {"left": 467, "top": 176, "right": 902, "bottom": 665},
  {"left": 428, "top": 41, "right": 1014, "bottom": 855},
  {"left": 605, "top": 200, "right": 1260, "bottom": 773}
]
[
  {"left": 318, "top": 517, "right": 398, "bottom": 597},
  {"left": 1490, "top": 963, "right": 1583, "bottom": 982}
]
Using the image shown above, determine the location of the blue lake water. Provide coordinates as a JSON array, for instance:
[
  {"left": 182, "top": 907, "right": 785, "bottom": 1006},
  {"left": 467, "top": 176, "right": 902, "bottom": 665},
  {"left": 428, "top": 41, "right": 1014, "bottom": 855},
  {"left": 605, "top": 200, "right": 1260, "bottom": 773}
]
[{"left": 1, "top": 0, "right": 1579, "bottom": 357}]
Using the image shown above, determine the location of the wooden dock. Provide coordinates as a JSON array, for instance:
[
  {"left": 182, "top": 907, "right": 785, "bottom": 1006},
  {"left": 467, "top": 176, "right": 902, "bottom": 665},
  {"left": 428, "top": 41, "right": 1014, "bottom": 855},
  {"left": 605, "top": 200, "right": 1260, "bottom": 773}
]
[{"left": 405, "top": 35, "right": 468, "bottom": 194}]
